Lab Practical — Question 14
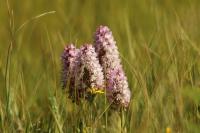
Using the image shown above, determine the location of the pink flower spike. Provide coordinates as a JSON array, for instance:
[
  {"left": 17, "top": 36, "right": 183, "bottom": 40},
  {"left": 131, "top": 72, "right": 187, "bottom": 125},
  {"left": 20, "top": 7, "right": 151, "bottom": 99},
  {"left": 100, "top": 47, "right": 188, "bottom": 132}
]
[{"left": 94, "top": 25, "right": 131, "bottom": 108}]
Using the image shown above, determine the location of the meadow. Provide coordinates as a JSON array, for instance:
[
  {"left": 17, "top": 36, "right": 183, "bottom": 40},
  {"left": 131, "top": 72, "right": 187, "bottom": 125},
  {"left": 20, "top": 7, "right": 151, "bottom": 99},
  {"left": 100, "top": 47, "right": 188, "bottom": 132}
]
[{"left": 0, "top": 0, "right": 200, "bottom": 132}]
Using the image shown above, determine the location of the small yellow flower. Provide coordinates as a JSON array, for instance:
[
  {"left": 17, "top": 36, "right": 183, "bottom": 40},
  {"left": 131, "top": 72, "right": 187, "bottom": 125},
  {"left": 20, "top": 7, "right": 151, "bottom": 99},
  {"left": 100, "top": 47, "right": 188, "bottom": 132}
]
[
  {"left": 87, "top": 87, "right": 104, "bottom": 94},
  {"left": 166, "top": 127, "right": 172, "bottom": 133}
]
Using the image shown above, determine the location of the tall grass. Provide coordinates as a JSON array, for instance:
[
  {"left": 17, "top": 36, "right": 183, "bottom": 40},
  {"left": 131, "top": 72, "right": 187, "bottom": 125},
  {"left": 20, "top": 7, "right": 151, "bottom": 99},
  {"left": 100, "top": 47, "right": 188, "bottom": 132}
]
[{"left": 0, "top": 0, "right": 200, "bottom": 132}]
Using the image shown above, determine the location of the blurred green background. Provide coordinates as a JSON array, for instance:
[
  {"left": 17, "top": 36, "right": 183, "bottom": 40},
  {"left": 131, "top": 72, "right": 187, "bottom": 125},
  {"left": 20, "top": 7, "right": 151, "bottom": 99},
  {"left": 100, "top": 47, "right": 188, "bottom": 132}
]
[{"left": 0, "top": 0, "right": 200, "bottom": 132}]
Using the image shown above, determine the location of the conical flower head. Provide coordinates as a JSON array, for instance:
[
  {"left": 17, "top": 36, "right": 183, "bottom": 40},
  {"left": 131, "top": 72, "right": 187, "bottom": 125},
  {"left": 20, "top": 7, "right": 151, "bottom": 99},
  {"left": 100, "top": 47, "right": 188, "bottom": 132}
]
[
  {"left": 61, "top": 44, "right": 79, "bottom": 89},
  {"left": 94, "top": 25, "right": 131, "bottom": 108},
  {"left": 78, "top": 44, "right": 105, "bottom": 101},
  {"left": 94, "top": 25, "right": 121, "bottom": 71},
  {"left": 107, "top": 68, "right": 131, "bottom": 108}
]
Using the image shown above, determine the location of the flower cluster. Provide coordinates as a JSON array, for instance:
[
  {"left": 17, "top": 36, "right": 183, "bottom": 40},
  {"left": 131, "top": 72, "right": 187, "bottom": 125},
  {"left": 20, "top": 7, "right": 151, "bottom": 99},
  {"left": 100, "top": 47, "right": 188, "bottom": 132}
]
[
  {"left": 78, "top": 44, "right": 105, "bottom": 101},
  {"left": 61, "top": 44, "right": 105, "bottom": 103},
  {"left": 61, "top": 44, "right": 79, "bottom": 90},
  {"left": 61, "top": 25, "right": 131, "bottom": 108},
  {"left": 61, "top": 44, "right": 81, "bottom": 102},
  {"left": 106, "top": 68, "right": 131, "bottom": 108},
  {"left": 79, "top": 45, "right": 105, "bottom": 90},
  {"left": 94, "top": 25, "right": 131, "bottom": 108}
]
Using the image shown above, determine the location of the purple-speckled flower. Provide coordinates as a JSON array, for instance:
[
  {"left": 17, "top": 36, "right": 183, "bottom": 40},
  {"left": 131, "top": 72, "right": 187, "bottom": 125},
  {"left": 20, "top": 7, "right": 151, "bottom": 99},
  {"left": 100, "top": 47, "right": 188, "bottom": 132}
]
[
  {"left": 80, "top": 44, "right": 105, "bottom": 89},
  {"left": 61, "top": 44, "right": 79, "bottom": 89},
  {"left": 77, "top": 44, "right": 105, "bottom": 100},
  {"left": 94, "top": 25, "right": 131, "bottom": 108},
  {"left": 61, "top": 44, "right": 83, "bottom": 103},
  {"left": 94, "top": 26, "right": 121, "bottom": 75},
  {"left": 107, "top": 68, "right": 131, "bottom": 108},
  {"left": 61, "top": 44, "right": 105, "bottom": 103}
]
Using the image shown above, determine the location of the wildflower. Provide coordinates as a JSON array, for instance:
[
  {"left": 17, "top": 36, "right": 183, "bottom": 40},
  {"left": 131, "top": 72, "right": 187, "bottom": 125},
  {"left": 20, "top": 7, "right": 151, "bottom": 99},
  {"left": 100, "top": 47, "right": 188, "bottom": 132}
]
[
  {"left": 94, "top": 25, "right": 121, "bottom": 71},
  {"left": 107, "top": 68, "right": 131, "bottom": 108},
  {"left": 78, "top": 44, "right": 105, "bottom": 101},
  {"left": 61, "top": 44, "right": 83, "bottom": 103},
  {"left": 61, "top": 44, "right": 79, "bottom": 90},
  {"left": 61, "top": 44, "right": 105, "bottom": 103},
  {"left": 166, "top": 127, "right": 172, "bottom": 133},
  {"left": 94, "top": 25, "right": 131, "bottom": 108}
]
